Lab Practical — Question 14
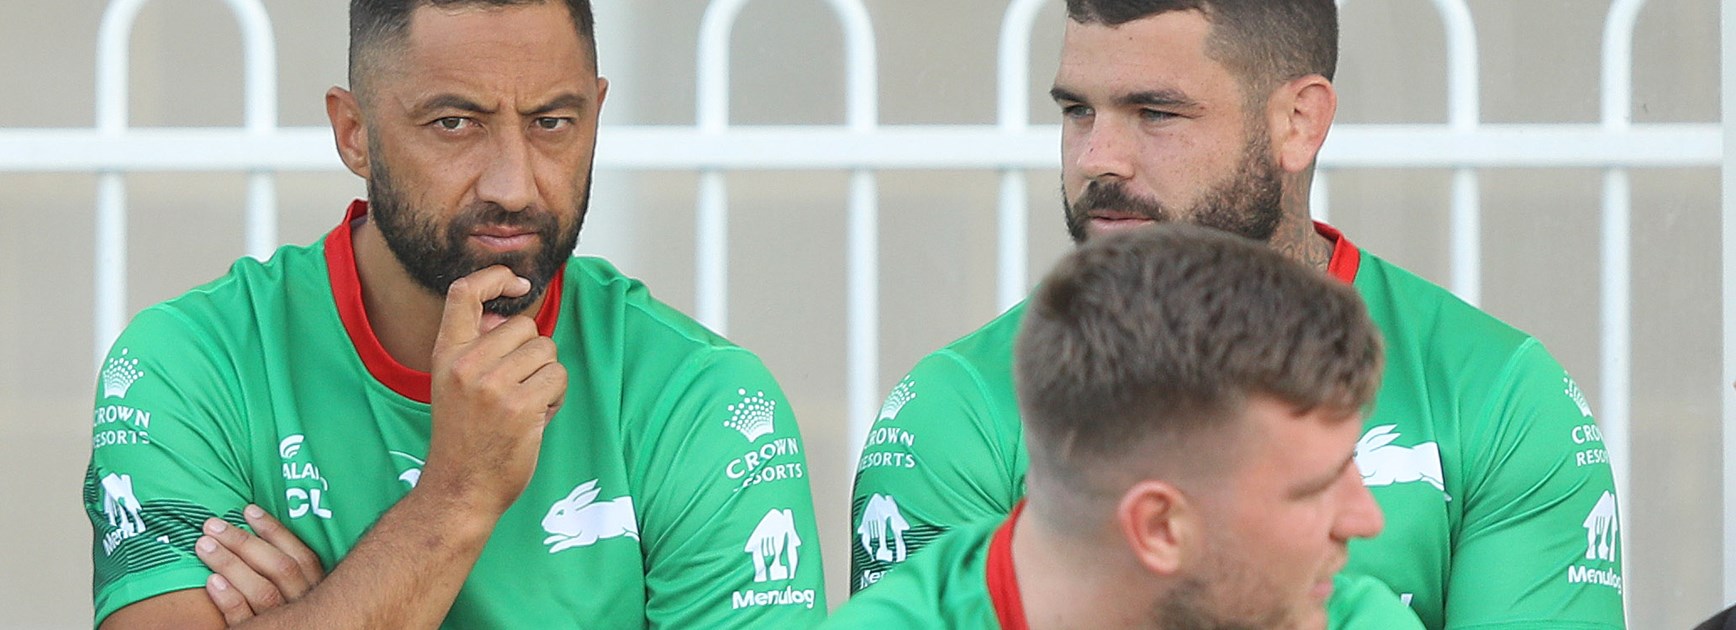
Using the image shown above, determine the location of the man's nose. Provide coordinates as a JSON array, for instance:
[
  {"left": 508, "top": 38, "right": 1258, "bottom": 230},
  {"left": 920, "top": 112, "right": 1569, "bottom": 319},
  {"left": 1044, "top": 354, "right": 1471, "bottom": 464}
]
[
  {"left": 1074, "top": 117, "right": 1136, "bottom": 184},
  {"left": 1335, "top": 468, "right": 1386, "bottom": 541},
  {"left": 476, "top": 129, "right": 537, "bottom": 212}
]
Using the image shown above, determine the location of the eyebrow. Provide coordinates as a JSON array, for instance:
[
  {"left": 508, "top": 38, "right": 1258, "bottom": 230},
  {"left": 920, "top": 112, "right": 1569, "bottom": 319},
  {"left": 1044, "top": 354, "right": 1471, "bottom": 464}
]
[
  {"left": 411, "top": 92, "right": 589, "bottom": 118},
  {"left": 1049, "top": 86, "right": 1200, "bottom": 110},
  {"left": 524, "top": 93, "right": 588, "bottom": 116},
  {"left": 1288, "top": 452, "right": 1356, "bottom": 499},
  {"left": 413, "top": 94, "right": 494, "bottom": 118}
]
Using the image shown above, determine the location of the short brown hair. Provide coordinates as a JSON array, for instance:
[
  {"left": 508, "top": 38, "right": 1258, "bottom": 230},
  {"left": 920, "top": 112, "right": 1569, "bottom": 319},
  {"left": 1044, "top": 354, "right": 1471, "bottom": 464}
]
[
  {"left": 1066, "top": 0, "right": 1337, "bottom": 100},
  {"left": 349, "top": 0, "right": 598, "bottom": 96},
  {"left": 1016, "top": 224, "right": 1382, "bottom": 484}
]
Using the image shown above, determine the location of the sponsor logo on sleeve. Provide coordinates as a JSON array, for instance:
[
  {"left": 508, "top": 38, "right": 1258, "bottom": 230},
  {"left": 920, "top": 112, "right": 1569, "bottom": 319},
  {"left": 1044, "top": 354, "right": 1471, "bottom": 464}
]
[
  {"left": 720, "top": 388, "right": 804, "bottom": 491},
  {"left": 1566, "top": 491, "right": 1622, "bottom": 592},
  {"left": 732, "top": 509, "right": 817, "bottom": 610},
  {"left": 1569, "top": 422, "right": 1610, "bottom": 468},
  {"left": 857, "top": 377, "right": 921, "bottom": 473},
  {"left": 1564, "top": 375, "right": 1594, "bottom": 418},
  {"left": 854, "top": 493, "right": 910, "bottom": 589},
  {"left": 99, "top": 473, "right": 147, "bottom": 555},
  {"left": 93, "top": 349, "right": 154, "bottom": 450},
  {"left": 102, "top": 349, "right": 145, "bottom": 399},
  {"left": 279, "top": 435, "right": 333, "bottom": 520},
  {"left": 877, "top": 377, "right": 917, "bottom": 422},
  {"left": 1355, "top": 425, "right": 1446, "bottom": 497},
  {"left": 725, "top": 389, "right": 777, "bottom": 442},
  {"left": 540, "top": 479, "right": 639, "bottom": 553}
]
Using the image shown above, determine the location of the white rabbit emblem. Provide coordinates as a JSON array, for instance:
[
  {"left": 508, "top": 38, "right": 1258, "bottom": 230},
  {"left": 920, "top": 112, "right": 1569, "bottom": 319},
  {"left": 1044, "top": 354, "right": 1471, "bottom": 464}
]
[
  {"left": 1354, "top": 425, "right": 1446, "bottom": 493},
  {"left": 541, "top": 479, "right": 639, "bottom": 553}
]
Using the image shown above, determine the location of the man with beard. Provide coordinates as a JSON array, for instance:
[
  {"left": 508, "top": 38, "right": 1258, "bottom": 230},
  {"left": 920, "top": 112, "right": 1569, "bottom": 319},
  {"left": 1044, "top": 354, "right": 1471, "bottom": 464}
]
[
  {"left": 848, "top": 1, "right": 1625, "bottom": 628},
  {"left": 830, "top": 225, "right": 1422, "bottom": 629},
  {"left": 84, "top": 1, "right": 825, "bottom": 627}
]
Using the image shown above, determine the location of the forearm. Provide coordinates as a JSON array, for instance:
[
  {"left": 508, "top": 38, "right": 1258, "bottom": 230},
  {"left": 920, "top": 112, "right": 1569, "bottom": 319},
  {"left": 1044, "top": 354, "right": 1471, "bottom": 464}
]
[{"left": 236, "top": 483, "right": 499, "bottom": 630}]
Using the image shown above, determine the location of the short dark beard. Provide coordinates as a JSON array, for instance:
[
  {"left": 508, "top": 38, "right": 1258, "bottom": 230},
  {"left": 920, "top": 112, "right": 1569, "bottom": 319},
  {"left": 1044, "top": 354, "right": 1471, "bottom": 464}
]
[
  {"left": 1153, "top": 574, "right": 1268, "bottom": 630},
  {"left": 366, "top": 148, "right": 588, "bottom": 317},
  {"left": 1063, "top": 124, "right": 1283, "bottom": 245}
]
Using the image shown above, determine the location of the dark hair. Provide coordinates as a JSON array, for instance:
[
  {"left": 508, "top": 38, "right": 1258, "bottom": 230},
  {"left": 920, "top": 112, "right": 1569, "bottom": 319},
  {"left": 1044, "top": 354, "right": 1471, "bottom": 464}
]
[
  {"left": 1066, "top": 0, "right": 1337, "bottom": 98},
  {"left": 349, "top": 0, "right": 597, "bottom": 93},
  {"left": 1015, "top": 224, "right": 1382, "bottom": 482}
]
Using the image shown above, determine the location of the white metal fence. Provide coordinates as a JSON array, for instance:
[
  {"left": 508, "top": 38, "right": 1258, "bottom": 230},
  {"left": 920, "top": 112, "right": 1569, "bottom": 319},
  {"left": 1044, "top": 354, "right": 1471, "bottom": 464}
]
[{"left": 0, "top": 0, "right": 1728, "bottom": 609}]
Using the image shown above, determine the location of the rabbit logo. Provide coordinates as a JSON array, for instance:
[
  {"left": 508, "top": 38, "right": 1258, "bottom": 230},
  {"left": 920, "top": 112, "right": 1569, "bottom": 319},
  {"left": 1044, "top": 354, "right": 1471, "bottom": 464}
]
[
  {"left": 1355, "top": 425, "right": 1445, "bottom": 494},
  {"left": 541, "top": 479, "right": 639, "bottom": 554}
]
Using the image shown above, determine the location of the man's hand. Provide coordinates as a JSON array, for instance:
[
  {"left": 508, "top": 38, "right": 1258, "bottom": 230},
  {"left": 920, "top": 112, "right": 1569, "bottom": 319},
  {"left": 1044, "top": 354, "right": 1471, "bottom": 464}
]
[
  {"left": 194, "top": 505, "right": 325, "bottom": 625},
  {"left": 420, "top": 266, "right": 568, "bottom": 516}
]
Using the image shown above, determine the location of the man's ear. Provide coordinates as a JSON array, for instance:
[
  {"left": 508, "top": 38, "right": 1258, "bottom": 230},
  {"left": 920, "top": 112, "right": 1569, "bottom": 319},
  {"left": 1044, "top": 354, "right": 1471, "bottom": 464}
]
[
  {"left": 1267, "top": 75, "right": 1338, "bottom": 174},
  {"left": 1115, "top": 480, "right": 1195, "bottom": 576},
  {"left": 595, "top": 76, "right": 610, "bottom": 116},
  {"left": 326, "top": 86, "right": 371, "bottom": 179}
]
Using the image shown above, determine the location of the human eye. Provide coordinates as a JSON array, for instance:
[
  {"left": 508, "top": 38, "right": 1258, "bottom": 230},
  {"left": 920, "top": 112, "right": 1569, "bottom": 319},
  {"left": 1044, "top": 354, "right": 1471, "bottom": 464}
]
[
  {"left": 533, "top": 117, "right": 573, "bottom": 131},
  {"left": 431, "top": 117, "right": 474, "bottom": 132},
  {"left": 1139, "top": 108, "right": 1179, "bottom": 123},
  {"left": 1060, "top": 104, "right": 1093, "bottom": 121}
]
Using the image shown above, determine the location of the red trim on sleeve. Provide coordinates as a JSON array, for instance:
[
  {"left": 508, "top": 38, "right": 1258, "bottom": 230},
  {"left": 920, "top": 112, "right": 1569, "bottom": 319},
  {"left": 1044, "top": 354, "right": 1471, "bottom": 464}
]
[
  {"left": 323, "top": 199, "right": 565, "bottom": 404},
  {"left": 1313, "top": 221, "right": 1362, "bottom": 285},
  {"left": 986, "top": 500, "right": 1030, "bottom": 630}
]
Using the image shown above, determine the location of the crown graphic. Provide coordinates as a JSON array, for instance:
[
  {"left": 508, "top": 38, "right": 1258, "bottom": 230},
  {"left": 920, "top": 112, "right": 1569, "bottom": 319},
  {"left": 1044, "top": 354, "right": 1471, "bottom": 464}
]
[
  {"left": 102, "top": 349, "right": 144, "bottom": 399},
  {"left": 1564, "top": 377, "right": 1593, "bottom": 418},
  {"left": 725, "top": 389, "right": 777, "bottom": 442},
  {"left": 877, "top": 377, "right": 917, "bottom": 423}
]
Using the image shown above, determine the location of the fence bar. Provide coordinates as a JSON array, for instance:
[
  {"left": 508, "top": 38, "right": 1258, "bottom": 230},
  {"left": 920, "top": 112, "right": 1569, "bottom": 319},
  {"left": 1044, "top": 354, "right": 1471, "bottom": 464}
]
[
  {"left": 5, "top": 123, "right": 1719, "bottom": 173},
  {"left": 1601, "top": 0, "right": 1647, "bottom": 615},
  {"left": 1311, "top": 170, "right": 1332, "bottom": 224},
  {"left": 815, "top": 0, "right": 882, "bottom": 471},
  {"left": 1721, "top": 0, "right": 1736, "bottom": 606},
  {"left": 1432, "top": 0, "right": 1483, "bottom": 305},
  {"left": 694, "top": 0, "right": 750, "bottom": 335},
  {"left": 93, "top": 0, "right": 150, "bottom": 368},
  {"left": 222, "top": 0, "right": 280, "bottom": 261},
  {"left": 995, "top": 0, "right": 1049, "bottom": 311}
]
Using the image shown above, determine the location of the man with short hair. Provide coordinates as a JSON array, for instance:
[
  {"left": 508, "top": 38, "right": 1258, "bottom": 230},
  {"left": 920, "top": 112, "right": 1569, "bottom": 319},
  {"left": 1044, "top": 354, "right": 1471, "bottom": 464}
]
[
  {"left": 830, "top": 225, "right": 1421, "bottom": 629},
  {"left": 85, "top": 1, "right": 826, "bottom": 627},
  {"left": 849, "top": 1, "right": 1626, "bottom": 627}
]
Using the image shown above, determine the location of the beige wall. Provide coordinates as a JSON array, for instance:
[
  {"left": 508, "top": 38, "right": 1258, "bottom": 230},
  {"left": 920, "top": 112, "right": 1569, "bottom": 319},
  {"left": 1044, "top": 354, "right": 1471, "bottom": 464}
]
[{"left": 0, "top": 0, "right": 1722, "bottom": 627}]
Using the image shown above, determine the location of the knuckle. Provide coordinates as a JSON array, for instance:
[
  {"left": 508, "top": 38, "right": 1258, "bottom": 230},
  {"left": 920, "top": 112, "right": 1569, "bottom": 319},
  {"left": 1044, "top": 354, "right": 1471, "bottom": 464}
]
[
  {"left": 267, "top": 555, "right": 300, "bottom": 578},
  {"left": 256, "top": 587, "right": 285, "bottom": 609},
  {"left": 504, "top": 317, "right": 537, "bottom": 337},
  {"left": 446, "top": 277, "right": 472, "bottom": 298}
]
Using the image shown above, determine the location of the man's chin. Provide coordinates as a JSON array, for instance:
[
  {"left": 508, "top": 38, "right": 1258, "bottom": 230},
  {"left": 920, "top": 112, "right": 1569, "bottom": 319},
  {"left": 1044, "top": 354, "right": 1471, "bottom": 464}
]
[{"left": 482, "top": 290, "right": 543, "bottom": 318}]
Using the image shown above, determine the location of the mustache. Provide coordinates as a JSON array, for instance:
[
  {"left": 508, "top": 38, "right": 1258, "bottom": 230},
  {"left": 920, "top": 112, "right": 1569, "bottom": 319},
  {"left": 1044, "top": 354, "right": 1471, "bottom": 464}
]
[
  {"left": 1072, "top": 182, "right": 1170, "bottom": 221},
  {"left": 449, "top": 203, "right": 559, "bottom": 234}
]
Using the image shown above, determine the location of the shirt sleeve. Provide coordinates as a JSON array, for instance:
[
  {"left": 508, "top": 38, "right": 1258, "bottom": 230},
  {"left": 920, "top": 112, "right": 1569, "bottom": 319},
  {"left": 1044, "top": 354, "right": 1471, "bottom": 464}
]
[
  {"left": 1443, "top": 340, "right": 1626, "bottom": 628},
  {"left": 1331, "top": 574, "right": 1427, "bottom": 630},
  {"left": 86, "top": 306, "right": 253, "bottom": 626},
  {"left": 632, "top": 347, "right": 828, "bottom": 628},
  {"left": 848, "top": 351, "right": 1023, "bottom": 594}
]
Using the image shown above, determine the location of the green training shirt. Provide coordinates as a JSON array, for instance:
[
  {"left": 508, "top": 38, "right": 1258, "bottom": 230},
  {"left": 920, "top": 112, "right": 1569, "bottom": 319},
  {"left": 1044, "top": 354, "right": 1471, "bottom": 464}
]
[
  {"left": 827, "top": 503, "right": 1423, "bottom": 629},
  {"left": 86, "top": 201, "right": 826, "bottom": 628},
  {"left": 849, "top": 223, "right": 1624, "bottom": 629}
]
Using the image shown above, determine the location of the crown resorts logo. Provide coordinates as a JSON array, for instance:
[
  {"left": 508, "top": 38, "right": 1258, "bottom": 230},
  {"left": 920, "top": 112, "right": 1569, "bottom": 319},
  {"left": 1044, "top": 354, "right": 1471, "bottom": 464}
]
[
  {"left": 102, "top": 349, "right": 144, "bottom": 399},
  {"left": 725, "top": 389, "right": 777, "bottom": 442},
  {"left": 876, "top": 377, "right": 917, "bottom": 423},
  {"left": 1564, "top": 376, "right": 1594, "bottom": 418}
]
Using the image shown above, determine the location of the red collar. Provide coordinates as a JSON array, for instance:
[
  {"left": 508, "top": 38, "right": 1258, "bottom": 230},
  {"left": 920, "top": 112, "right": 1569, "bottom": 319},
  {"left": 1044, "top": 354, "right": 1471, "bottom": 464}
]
[
  {"left": 986, "top": 500, "right": 1031, "bottom": 630},
  {"left": 323, "top": 199, "right": 564, "bottom": 403},
  {"left": 1313, "top": 221, "right": 1361, "bottom": 285}
]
